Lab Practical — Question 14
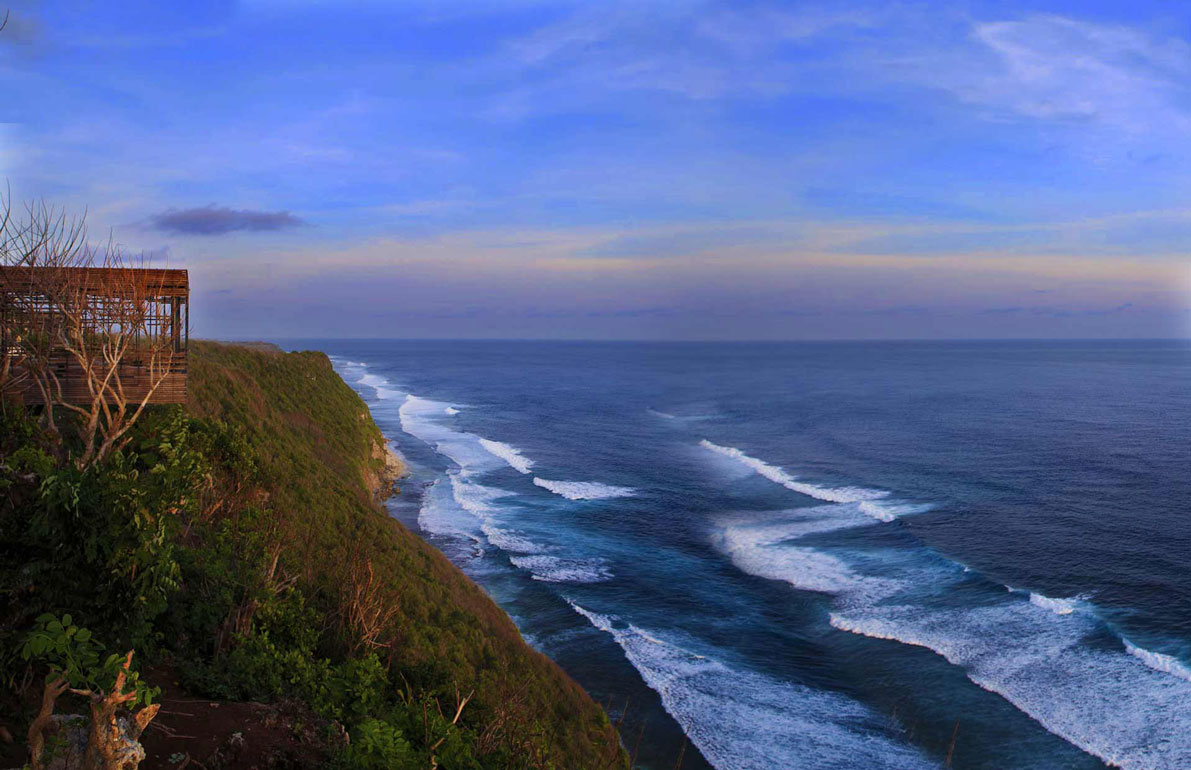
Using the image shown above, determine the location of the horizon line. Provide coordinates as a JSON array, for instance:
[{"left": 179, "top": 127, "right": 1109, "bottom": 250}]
[{"left": 203, "top": 335, "right": 1191, "bottom": 345}]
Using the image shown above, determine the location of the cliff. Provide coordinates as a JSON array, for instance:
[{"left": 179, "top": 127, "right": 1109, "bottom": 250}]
[{"left": 0, "top": 341, "right": 626, "bottom": 770}]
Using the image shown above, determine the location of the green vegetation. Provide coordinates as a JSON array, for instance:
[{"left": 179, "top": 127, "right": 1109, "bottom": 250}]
[{"left": 2, "top": 340, "right": 626, "bottom": 769}]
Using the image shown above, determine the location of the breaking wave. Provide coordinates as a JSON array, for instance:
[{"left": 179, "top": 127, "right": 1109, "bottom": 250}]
[
  {"left": 1123, "top": 639, "right": 1191, "bottom": 683},
  {"left": 399, "top": 395, "right": 503, "bottom": 476},
  {"left": 509, "top": 555, "right": 612, "bottom": 583},
  {"left": 712, "top": 506, "right": 902, "bottom": 598},
  {"left": 417, "top": 478, "right": 485, "bottom": 555},
  {"left": 1029, "top": 593, "right": 1081, "bottom": 616},
  {"left": 358, "top": 372, "right": 402, "bottom": 400},
  {"left": 532, "top": 478, "right": 636, "bottom": 500},
  {"left": 713, "top": 470, "right": 1191, "bottom": 768},
  {"left": 568, "top": 603, "right": 934, "bottom": 770},
  {"left": 478, "top": 438, "right": 534, "bottom": 474},
  {"left": 829, "top": 602, "right": 1191, "bottom": 770},
  {"left": 700, "top": 440, "right": 890, "bottom": 507}
]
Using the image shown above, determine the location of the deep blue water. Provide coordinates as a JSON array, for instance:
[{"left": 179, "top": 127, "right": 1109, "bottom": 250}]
[{"left": 287, "top": 339, "right": 1190, "bottom": 770}]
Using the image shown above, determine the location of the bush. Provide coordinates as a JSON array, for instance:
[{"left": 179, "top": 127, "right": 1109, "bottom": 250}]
[
  {"left": 22, "top": 613, "right": 158, "bottom": 710},
  {"left": 1, "top": 343, "right": 626, "bottom": 769},
  {"left": 338, "top": 718, "right": 417, "bottom": 770}
]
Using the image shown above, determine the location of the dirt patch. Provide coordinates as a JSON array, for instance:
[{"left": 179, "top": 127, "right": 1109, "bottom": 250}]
[{"left": 139, "top": 670, "right": 334, "bottom": 770}]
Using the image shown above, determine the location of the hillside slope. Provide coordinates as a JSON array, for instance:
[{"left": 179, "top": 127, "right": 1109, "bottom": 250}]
[
  {"left": 186, "top": 341, "right": 626, "bottom": 767},
  {"left": 1, "top": 341, "right": 625, "bottom": 769}
]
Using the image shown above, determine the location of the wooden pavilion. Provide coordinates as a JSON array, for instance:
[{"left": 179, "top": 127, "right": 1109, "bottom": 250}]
[{"left": 0, "top": 266, "right": 189, "bottom": 404}]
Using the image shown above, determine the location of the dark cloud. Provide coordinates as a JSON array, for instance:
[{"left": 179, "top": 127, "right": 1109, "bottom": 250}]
[{"left": 149, "top": 205, "right": 306, "bottom": 236}]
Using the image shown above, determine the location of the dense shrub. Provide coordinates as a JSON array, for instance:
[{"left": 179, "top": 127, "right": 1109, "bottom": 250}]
[{"left": 1, "top": 342, "right": 625, "bottom": 769}]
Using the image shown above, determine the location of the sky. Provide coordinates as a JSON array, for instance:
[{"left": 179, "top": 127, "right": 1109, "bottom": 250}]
[{"left": 2, "top": 0, "right": 1190, "bottom": 340}]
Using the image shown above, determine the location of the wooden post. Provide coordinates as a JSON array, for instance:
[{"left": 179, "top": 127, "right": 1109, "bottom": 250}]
[{"left": 171, "top": 298, "right": 181, "bottom": 353}]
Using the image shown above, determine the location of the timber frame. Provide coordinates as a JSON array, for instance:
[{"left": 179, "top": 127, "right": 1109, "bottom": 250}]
[{"left": 0, "top": 266, "right": 189, "bottom": 404}]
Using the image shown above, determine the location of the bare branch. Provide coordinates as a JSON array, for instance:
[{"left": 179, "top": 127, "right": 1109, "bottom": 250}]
[
  {"left": 27, "top": 675, "right": 69, "bottom": 770},
  {"left": 2, "top": 199, "right": 187, "bottom": 466}
]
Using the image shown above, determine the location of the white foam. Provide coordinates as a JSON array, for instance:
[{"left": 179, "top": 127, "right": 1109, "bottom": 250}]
[
  {"left": 482, "top": 527, "right": 541, "bottom": 553},
  {"left": 859, "top": 500, "right": 932, "bottom": 521},
  {"left": 330, "top": 358, "right": 402, "bottom": 400},
  {"left": 700, "top": 440, "right": 888, "bottom": 505},
  {"left": 730, "top": 542, "right": 864, "bottom": 595},
  {"left": 478, "top": 438, "right": 534, "bottom": 474},
  {"left": 417, "top": 478, "right": 484, "bottom": 552},
  {"left": 447, "top": 474, "right": 506, "bottom": 517},
  {"left": 532, "top": 477, "right": 636, "bottom": 500},
  {"left": 359, "top": 373, "right": 386, "bottom": 388},
  {"left": 1029, "top": 593, "right": 1080, "bottom": 616},
  {"left": 568, "top": 603, "right": 933, "bottom": 770},
  {"left": 399, "top": 395, "right": 503, "bottom": 475},
  {"left": 830, "top": 600, "right": 1191, "bottom": 769},
  {"left": 335, "top": 370, "right": 555, "bottom": 561},
  {"left": 431, "top": 474, "right": 550, "bottom": 556},
  {"left": 394, "top": 396, "right": 571, "bottom": 559},
  {"left": 358, "top": 372, "right": 401, "bottom": 400},
  {"left": 509, "top": 555, "right": 612, "bottom": 583},
  {"left": 713, "top": 507, "right": 920, "bottom": 602},
  {"left": 1123, "top": 640, "right": 1191, "bottom": 683},
  {"left": 716, "top": 487, "right": 1191, "bottom": 768}
]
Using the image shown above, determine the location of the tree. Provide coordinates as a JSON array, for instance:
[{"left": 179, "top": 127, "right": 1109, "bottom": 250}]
[
  {"left": 22, "top": 614, "right": 160, "bottom": 770},
  {"left": 0, "top": 198, "right": 89, "bottom": 435},
  {"left": 0, "top": 198, "right": 184, "bottom": 467}
]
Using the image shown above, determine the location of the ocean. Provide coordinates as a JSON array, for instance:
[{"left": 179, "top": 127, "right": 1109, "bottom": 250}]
[{"left": 288, "top": 339, "right": 1191, "bottom": 770}]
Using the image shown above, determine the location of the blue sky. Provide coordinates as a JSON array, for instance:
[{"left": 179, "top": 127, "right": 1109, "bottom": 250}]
[{"left": 2, "top": 0, "right": 1190, "bottom": 339}]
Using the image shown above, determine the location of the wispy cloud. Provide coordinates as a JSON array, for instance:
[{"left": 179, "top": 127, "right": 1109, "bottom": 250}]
[
  {"left": 980, "top": 302, "right": 1135, "bottom": 317},
  {"left": 896, "top": 13, "right": 1191, "bottom": 136},
  {"left": 149, "top": 205, "right": 307, "bottom": 236},
  {"left": 496, "top": 2, "right": 875, "bottom": 110},
  {"left": 6, "top": 1, "right": 1191, "bottom": 339}
]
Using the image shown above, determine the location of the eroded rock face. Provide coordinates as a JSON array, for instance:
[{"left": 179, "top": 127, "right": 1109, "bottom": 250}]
[
  {"left": 368, "top": 440, "right": 406, "bottom": 501},
  {"left": 40, "top": 714, "right": 148, "bottom": 770}
]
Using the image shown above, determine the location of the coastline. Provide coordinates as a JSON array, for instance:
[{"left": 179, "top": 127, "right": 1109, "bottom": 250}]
[
  {"left": 312, "top": 338, "right": 1191, "bottom": 770},
  {"left": 321, "top": 346, "right": 705, "bottom": 770}
]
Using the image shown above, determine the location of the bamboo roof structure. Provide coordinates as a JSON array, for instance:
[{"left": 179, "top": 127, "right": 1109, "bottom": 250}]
[{"left": 0, "top": 266, "right": 189, "bottom": 296}]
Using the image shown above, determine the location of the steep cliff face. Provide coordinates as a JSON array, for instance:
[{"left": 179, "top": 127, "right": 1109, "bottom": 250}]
[
  {"left": 367, "top": 439, "right": 406, "bottom": 502},
  {"left": 184, "top": 341, "right": 625, "bottom": 769}
]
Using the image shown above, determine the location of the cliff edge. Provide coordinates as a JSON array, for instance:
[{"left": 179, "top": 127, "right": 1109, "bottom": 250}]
[{"left": 0, "top": 341, "right": 625, "bottom": 770}]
